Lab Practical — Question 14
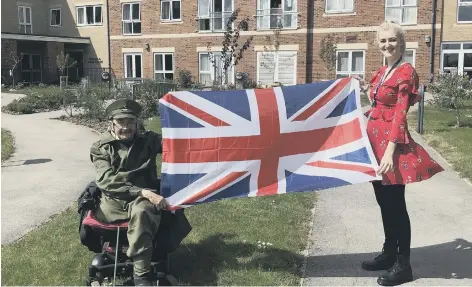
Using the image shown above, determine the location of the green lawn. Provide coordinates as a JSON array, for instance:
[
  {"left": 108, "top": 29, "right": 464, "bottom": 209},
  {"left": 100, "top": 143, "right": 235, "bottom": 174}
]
[
  {"left": 409, "top": 100, "right": 472, "bottom": 181},
  {"left": 1, "top": 117, "right": 316, "bottom": 286},
  {"left": 1, "top": 128, "right": 15, "bottom": 161}
]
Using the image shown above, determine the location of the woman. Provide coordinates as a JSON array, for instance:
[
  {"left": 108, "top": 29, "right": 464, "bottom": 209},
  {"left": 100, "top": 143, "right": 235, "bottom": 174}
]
[{"left": 357, "top": 21, "right": 444, "bottom": 286}]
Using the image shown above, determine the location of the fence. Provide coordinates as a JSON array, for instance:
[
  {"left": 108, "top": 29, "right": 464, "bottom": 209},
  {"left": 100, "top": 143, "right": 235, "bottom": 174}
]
[
  {"left": 417, "top": 84, "right": 426, "bottom": 134},
  {"left": 1, "top": 67, "right": 113, "bottom": 86}
]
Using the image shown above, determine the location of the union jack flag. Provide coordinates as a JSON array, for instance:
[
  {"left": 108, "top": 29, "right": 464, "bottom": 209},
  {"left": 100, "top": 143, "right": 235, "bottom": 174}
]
[{"left": 158, "top": 77, "right": 381, "bottom": 210}]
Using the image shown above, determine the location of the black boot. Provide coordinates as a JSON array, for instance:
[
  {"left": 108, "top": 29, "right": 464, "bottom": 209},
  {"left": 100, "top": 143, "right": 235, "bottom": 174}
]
[
  {"left": 133, "top": 273, "right": 153, "bottom": 286},
  {"left": 377, "top": 254, "right": 413, "bottom": 286},
  {"left": 361, "top": 247, "right": 396, "bottom": 271}
]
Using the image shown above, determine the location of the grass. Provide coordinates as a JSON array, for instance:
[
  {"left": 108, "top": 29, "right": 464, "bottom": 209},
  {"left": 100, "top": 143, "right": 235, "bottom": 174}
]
[
  {"left": 1, "top": 128, "right": 15, "bottom": 161},
  {"left": 409, "top": 99, "right": 472, "bottom": 181},
  {"left": 1, "top": 117, "right": 316, "bottom": 286}
]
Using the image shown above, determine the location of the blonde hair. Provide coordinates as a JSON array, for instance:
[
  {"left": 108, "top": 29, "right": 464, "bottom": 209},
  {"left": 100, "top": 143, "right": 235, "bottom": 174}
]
[{"left": 377, "top": 21, "right": 406, "bottom": 54}]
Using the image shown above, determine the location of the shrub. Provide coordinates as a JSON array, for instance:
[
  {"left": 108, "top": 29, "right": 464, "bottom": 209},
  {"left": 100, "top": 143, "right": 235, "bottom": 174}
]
[
  {"left": 133, "top": 80, "right": 177, "bottom": 118},
  {"left": 176, "top": 69, "right": 194, "bottom": 89},
  {"left": 77, "top": 86, "right": 111, "bottom": 120},
  {"left": 4, "top": 100, "right": 34, "bottom": 114},
  {"left": 428, "top": 70, "right": 472, "bottom": 127}
]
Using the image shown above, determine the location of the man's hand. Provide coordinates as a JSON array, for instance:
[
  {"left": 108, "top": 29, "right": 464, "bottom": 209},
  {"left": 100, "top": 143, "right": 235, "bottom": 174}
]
[{"left": 141, "top": 189, "right": 169, "bottom": 210}]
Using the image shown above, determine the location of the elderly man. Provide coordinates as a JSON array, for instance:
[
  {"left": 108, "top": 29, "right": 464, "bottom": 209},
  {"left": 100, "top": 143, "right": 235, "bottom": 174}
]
[{"left": 90, "top": 99, "right": 169, "bottom": 286}]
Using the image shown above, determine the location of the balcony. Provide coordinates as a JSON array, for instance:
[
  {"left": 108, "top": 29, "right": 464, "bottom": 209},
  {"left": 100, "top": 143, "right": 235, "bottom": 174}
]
[
  {"left": 197, "top": 11, "right": 234, "bottom": 32},
  {"left": 255, "top": 8, "right": 298, "bottom": 30}
]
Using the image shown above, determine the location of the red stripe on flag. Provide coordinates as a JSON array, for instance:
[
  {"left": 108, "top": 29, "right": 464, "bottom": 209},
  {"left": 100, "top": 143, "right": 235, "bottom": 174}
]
[
  {"left": 307, "top": 161, "right": 377, "bottom": 177},
  {"left": 294, "top": 77, "right": 351, "bottom": 121},
  {"left": 163, "top": 94, "right": 230, "bottom": 127},
  {"left": 162, "top": 118, "right": 364, "bottom": 163},
  {"left": 180, "top": 171, "right": 248, "bottom": 205},
  {"left": 254, "top": 88, "right": 281, "bottom": 196}
]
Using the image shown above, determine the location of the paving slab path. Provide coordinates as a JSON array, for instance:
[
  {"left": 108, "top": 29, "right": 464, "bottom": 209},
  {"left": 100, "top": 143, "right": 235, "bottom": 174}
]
[
  {"left": 302, "top": 128, "right": 472, "bottom": 285},
  {"left": 1, "top": 92, "right": 100, "bottom": 244}
]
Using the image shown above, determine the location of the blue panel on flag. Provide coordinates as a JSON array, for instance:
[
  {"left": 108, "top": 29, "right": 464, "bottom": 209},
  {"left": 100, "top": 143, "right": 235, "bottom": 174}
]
[
  {"left": 327, "top": 90, "right": 357, "bottom": 118},
  {"left": 160, "top": 173, "right": 206, "bottom": 197},
  {"left": 331, "top": 147, "right": 372, "bottom": 164},
  {"left": 159, "top": 104, "right": 205, "bottom": 128},
  {"left": 285, "top": 171, "right": 350, "bottom": 192},
  {"left": 281, "top": 81, "right": 336, "bottom": 118},
  {"left": 198, "top": 174, "right": 251, "bottom": 204},
  {"left": 192, "top": 90, "right": 251, "bottom": 121}
]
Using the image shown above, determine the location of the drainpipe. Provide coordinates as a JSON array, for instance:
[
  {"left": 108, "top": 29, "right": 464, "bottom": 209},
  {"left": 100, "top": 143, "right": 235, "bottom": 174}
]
[
  {"left": 106, "top": 0, "right": 112, "bottom": 89},
  {"left": 429, "top": 0, "right": 437, "bottom": 84},
  {"left": 305, "top": 0, "right": 314, "bottom": 83}
]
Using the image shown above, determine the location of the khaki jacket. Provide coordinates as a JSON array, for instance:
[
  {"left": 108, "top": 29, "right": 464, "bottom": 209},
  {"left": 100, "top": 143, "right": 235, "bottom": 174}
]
[{"left": 90, "top": 130, "right": 162, "bottom": 220}]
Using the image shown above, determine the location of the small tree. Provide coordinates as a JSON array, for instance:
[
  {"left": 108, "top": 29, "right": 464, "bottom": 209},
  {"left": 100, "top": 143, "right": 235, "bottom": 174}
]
[
  {"left": 428, "top": 69, "right": 472, "bottom": 128},
  {"left": 56, "top": 52, "right": 77, "bottom": 88},
  {"left": 319, "top": 34, "right": 338, "bottom": 78},
  {"left": 260, "top": 9, "right": 283, "bottom": 86},
  {"left": 206, "top": 8, "right": 253, "bottom": 89},
  {"left": 6, "top": 52, "right": 24, "bottom": 88}
]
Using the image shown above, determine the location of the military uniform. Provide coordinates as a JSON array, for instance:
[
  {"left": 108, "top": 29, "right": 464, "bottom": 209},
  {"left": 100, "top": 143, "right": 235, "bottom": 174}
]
[{"left": 90, "top": 99, "right": 163, "bottom": 276}]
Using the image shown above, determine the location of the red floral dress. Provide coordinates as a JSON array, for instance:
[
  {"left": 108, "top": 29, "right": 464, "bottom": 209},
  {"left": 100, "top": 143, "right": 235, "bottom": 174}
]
[{"left": 366, "top": 63, "right": 444, "bottom": 185}]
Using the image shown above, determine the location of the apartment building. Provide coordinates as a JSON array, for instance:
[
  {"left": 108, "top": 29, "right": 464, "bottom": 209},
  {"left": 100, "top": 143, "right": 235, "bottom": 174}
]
[
  {"left": 1, "top": 0, "right": 109, "bottom": 84},
  {"left": 108, "top": 0, "right": 442, "bottom": 86},
  {"left": 440, "top": 0, "right": 472, "bottom": 78}
]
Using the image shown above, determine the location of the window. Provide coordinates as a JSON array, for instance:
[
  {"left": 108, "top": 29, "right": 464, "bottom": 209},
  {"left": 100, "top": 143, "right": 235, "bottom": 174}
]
[
  {"left": 154, "top": 53, "right": 174, "bottom": 81},
  {"left": 441, "top": 42, "right": 472, "bottom": 79},
  {"left": 18, "top": 6, "right": 32, "bottom": 34},
  {"left": 256, "top": 0, "right": 297, "bottom": 29},
  {"left": 385, "top": 0, "right": 417, "bottom": 25},
  {"left": 21, "top": 54, "right": 42, "bottom": 82},
  {"left": 458, "top": 0, "right": 472, "bottom": 23},
  {"left": 198, "top": 0, "right": 233, "bottom": 31},
  {"left": 161, "top": 0, "right": 181, "bottom": 21},
  {"left": 50, "top": 8, "right": 61, "bottom": 26},
  {"left": 124, "top": 53, "right": 142, "bottom": 78},
  {"left": 336, "top": 50, "right": 364, "bottom": 79},
  {"left": 123, "top": 3, "right": 141, "bottom": 34},
  {"left": 76, "top": 5, "right": 102, "bottom": 25},
  {"left": 257, "top": 51, "right": 297, "bottom": 85},
  {"left": 383, "top": 49, "right": 416, "bottom": 67},
  {"left": 325, "top": 0, "right": 354, "bottom": 14},
  {"left": 199, "top": 52, "right": 235, "bottom": 86}
]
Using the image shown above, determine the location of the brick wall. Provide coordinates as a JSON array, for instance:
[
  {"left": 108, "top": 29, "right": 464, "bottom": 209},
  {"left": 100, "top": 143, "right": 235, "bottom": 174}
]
[
  {"left": 1, "top": 39, "right": 18, "bottom": 68},
  {"left": 109, "top": 0, "right": 442, "bottom": 85}
]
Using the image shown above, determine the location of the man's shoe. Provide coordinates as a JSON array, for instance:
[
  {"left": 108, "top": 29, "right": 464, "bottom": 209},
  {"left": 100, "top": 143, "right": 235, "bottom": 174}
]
[
  {"left": 377, "top": 254, "right": 413, "bottom": 286},
  {"left": 133, "top": 273, "right": 153, "bottom": 286},
  {"left": 361, "top": 249, "right": 396, "bottom": 271}
]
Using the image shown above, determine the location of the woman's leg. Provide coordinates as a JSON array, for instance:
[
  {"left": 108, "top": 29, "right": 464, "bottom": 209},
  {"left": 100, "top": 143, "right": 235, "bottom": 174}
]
[{"left": 373, "top": 181, "right": 398, "bottom": 253}]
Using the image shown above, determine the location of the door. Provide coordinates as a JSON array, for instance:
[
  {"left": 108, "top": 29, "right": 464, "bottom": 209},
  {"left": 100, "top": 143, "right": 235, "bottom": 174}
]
[{"left": 66, "top": 50, "right": 84, "bottom": 82}]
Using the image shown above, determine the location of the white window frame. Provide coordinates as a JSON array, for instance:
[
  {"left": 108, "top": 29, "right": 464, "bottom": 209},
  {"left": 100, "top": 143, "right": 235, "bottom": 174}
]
[
  {"left": 335, "top": 50, "right": 365, "bottom": 79},
  {"left": 160, "top": 0, "right": 181, "bottom": 22},
  {"left": 18, "top": 6, "right": 33, "bottom": 34},
  {"left": 76, "top": 5, "right": 102, "bottom": 26},
  {"left": 198, "top": 52, "right": 235, "bottom": 85},
  {"left": 122, "top": 2, "right": 141, "bottom": 35},
  {"left": 325, "top": 0, "right": 354, "bottom": 14},
  {"left": 256, "top": 51, "right": 297, "bottom": 86},
  {"left": 154, "top": 53, "right": 174, "bottom": 81},
  {"left": 256, "top": 0, "right": 298, "bottom": 30},
  {"left": 457, "top": 0, "right": 472, "bottom": 23},
  {"left": 385, "top": 0, "right": 417, "bottom": 25},
  {"left": 197, "top": 0, "right": 234, "bottom": 32},
  {"left": 50, "top": 8, "right": 61, "bottom": 26},
  {"left": 383, "top": 49, "right": 416, "bottom": 67},
  {"left": 441, "top": 42, "right": 472, "bottom": 75},
  {"left": 124, "top": 53, "right": 143, "bottom": 79}
]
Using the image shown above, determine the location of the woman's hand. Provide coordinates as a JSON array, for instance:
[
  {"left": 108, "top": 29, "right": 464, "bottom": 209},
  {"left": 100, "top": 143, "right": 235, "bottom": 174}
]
[
  {"left": 377, "top": 152, "right": 394, "bottom": 175},
  {"left": 352, "top": 75, "right": 365, "bottom": 86},
  {"left": 377, "top": 142, "right": 397, "bottom": 175},
  {"left": 141, "top": 189, "right": 169, "bottom": 210}
]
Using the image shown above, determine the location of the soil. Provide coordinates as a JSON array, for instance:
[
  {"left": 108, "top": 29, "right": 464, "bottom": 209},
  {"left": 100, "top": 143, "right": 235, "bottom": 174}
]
[{"left": 54, "top": 115, "right": 108, "bottom": 134}]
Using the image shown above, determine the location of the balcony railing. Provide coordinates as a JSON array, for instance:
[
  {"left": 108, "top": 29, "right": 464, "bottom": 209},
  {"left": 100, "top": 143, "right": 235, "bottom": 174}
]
[
  {"left": 255, "top": 8, "right": 298, "bottom": 30},
  {"left": 196, "top": 11, "right": 234, "bottom": 32}
]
